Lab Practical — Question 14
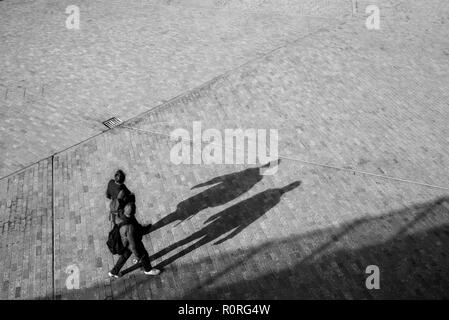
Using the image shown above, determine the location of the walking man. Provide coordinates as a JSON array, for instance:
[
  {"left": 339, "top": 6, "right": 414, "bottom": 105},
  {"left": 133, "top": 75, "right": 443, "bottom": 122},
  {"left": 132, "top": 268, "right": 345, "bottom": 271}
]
[{"left": 108, "top": 201, "right": 161, "bottom": 278}]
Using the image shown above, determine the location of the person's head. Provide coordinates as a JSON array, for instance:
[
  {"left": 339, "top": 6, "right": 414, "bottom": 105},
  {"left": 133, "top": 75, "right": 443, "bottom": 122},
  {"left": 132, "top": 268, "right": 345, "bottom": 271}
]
[
  {"left": 123, "top": 202, "right": 136, "bottom": 218},
  {"left": 114, "top": 170, "right": 126, "bottom": 184}
]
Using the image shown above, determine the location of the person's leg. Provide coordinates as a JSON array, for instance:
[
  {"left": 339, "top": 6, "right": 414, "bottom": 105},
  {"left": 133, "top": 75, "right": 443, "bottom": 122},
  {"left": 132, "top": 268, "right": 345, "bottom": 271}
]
[
  {"left": 142, "top": 254, "right": 160, "bottom": 275},
  {"left": 110, "top": 212, "right": 117, "bottom": 226},
  {"left": 138, "top": 244, "right": 160, "bottom": 275},
  {"left": 140, "top": 254, "right": 152, "bottom": 272},
  {"left": 110, "top": 249, "right": 131, "bottom": 275}
]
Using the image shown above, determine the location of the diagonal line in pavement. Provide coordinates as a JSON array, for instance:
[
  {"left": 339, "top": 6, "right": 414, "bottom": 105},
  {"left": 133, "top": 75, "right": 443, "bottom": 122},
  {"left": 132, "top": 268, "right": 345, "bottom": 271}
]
[{"left": 120, "top": 125, "right": 449, "bottom": 192}]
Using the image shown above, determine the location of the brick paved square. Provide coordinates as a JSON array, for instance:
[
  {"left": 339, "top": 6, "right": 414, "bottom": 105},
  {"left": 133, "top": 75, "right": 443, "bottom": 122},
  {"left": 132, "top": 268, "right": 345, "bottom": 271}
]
[{"left": 0, "top": 0, "right": 448, "bottom": 300}]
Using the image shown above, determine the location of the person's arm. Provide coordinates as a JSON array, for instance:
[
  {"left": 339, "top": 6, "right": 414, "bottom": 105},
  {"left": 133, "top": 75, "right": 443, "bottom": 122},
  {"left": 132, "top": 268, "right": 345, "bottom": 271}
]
[
  {"left": 127, "top": 224, "right": 142, "bottom": 259},
  {"left": 106, "top": 180, "right": 113, "bottom": 199},
  {"left": 117, "top": 189, "right": 126, "bottom": 201},
  {"left": 120, "top": 226, "right": 129, "bottom": 248}
]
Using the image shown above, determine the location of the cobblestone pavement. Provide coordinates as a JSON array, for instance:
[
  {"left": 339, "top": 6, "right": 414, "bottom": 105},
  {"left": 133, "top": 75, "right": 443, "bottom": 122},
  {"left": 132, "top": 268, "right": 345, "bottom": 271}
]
[
  {"left": 0, "top": 0, "right": 449, "bottom": 299},
  {"left": 0, "top": 0, "right": 349, "bottom": 177}
]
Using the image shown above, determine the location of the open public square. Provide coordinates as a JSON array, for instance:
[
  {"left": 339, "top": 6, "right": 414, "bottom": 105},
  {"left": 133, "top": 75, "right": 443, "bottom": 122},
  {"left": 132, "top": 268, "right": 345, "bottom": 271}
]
[{"left": 0, "top": 0, "right": 448, "bottom": 300}]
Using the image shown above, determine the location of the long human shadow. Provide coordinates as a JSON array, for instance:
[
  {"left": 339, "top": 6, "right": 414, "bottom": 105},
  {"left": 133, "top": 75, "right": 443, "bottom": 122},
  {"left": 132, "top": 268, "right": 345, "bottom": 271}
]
[
  {"left": 151, "top": 181, "right": 301, "bottom": 269},
  {"left": 179, "top": 197, "right": 449, "bottom": 299},
  {"left": 40, "top": 196, "right": 449, "bottom": 299},
  {"left": 150, "top": 160, "right": 280, "bottom": 233}
]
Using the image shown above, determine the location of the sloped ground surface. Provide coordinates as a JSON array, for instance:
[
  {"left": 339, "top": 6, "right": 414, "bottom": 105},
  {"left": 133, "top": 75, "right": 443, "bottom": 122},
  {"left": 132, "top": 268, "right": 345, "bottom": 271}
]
[
  {"left": 0, "top": 0, "right": 448, "bottom": 299},
  {"left": 0, "top": 0, "right": 348, "bottom": 177}
]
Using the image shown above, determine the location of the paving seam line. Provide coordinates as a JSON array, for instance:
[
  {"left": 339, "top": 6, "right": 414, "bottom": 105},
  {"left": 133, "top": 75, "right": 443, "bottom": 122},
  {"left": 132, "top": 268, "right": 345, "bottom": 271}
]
[
  {"left": 120, "top": 125, "right": 449, "bottom": 192},
  {"left": 51, "top": 154, "right": 55, "bottom": 300}
]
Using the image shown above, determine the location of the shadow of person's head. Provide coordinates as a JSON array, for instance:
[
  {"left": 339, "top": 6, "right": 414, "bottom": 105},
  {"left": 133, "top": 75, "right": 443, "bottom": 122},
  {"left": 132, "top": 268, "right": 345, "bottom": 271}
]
[
  {"left": 260, "top": 158, "right": 281, "bottom": 168},
  {"left": 279, "top": 181, "right": 301, "bottom": 195}
]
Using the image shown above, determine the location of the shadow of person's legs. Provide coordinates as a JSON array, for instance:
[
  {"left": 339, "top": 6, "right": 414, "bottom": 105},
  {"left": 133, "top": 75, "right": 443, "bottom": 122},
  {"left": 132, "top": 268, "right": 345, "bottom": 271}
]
[
  {"left": 155, "top": 235, "right": 211, "bottom": 269},
  {"left": 152, "top": 181, "right": 301, "bottom": 268},
  {"left": 150, "top": 230, "right": 205, "bottom": 261}
]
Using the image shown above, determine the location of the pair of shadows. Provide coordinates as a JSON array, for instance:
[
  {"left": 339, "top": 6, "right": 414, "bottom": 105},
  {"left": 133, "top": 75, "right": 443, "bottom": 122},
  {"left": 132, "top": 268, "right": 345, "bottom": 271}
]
[{"left": 120, "top": 163, "right": 300, "bottom": 276}]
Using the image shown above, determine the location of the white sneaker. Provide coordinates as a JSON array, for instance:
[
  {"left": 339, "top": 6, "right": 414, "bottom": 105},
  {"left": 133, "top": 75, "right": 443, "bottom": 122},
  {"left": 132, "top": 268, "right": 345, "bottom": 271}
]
[
  {"left": 144, "top": 269, "right": 161, "bottom": 276},
  {"left": 108, "top": 271, "right": 119, "bottom": 279}
]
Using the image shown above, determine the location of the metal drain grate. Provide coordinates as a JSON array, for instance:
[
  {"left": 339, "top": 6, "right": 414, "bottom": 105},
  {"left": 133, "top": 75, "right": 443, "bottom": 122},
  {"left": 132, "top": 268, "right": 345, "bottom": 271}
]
[{"left": 102, "top": 117, "right": 122, "bottom": 129}]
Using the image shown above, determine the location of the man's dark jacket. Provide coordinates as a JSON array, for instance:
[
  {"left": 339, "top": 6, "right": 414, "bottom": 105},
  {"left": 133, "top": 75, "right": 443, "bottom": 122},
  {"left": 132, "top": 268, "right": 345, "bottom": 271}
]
[
  {"left": 116, "top": 204, "right": 148, "bottom": 259},
  {"left": 106, "top": 179, "right": 130, "bottom": 200}
]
